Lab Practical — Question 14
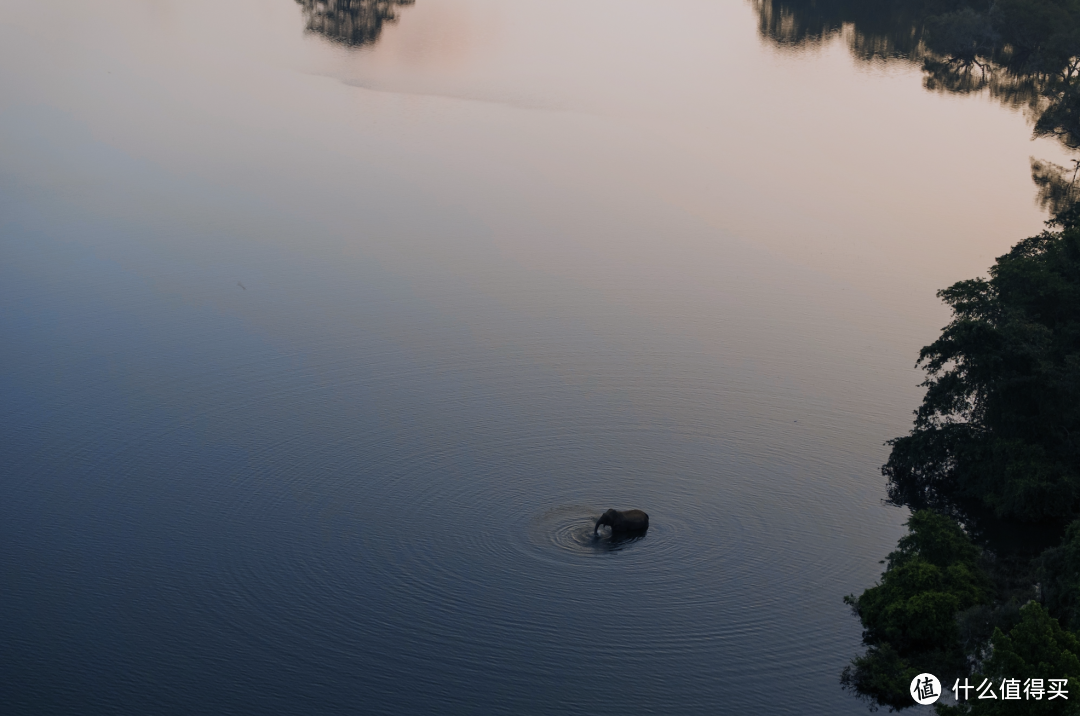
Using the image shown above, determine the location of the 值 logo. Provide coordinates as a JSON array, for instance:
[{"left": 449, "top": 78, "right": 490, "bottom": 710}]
[{"left": 911, "top": 673, "right": 941, "bottom": 705}]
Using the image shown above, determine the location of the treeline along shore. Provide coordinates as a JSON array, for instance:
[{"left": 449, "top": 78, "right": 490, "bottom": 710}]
[
  {"left": 752, "top": 0, "right": 1080, "bottom": 712},
  {"left": 845, "top": 229, "right": 1080, "bottom": 714}
]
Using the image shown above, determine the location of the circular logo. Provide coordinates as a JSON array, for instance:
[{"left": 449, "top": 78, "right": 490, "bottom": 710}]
[{"left": 910, "top": 673, "right": 942, "bottom": 705}]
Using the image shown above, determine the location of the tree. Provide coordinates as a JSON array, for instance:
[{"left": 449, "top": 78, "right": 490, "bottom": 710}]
[
  {"left": 844, "top": 511, "right": 989, "bottom": 708},
  {"left": 1043, "top": 520, "right": 1080, "bottom": 631},
  {"left": 937, "top": 602, "right": 1080, "bottom": 715},
  {"left": 884, "top": 230, "right": 1080, "bottom": 528}
]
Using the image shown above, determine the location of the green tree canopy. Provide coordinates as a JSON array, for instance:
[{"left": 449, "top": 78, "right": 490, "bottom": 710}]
[
  {"left": 843, "top": 511, "right": 990, "bottom": 708},
  {"left": 938, "top": 602, "right": 1080, "bottom": 715},
  {"left": 884, "top": 230, "right": 1080, "bottom": 527},
  {"left": 1043, "top": 521, "right": 1080, "bottom": 631}
]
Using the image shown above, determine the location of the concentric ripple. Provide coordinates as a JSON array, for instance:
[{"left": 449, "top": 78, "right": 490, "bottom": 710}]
[{"left": 527, "top": 504, "right": 647, "bottom": 557}]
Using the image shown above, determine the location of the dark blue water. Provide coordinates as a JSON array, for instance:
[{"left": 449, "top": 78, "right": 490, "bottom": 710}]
[
  {"left": 1, "top": 0, "right": 1046, "bottom": 712},
  {"left": 0, "top": 157, "right": 880, "bottom": 713}
]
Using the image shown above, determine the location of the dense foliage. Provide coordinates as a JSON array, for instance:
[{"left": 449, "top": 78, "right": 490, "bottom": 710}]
[
  {"left": 1043, "top": 521, "right": 1080, "bottom": 630},
  {"left": 939, "top": 602, "right": 1080, "bottom": 715},
  {"left": 841, "top": 229, "right": 1080, "bottom": 711},
  {"left": 853, "top": 511, "right": 987, "bottom": 654},
  {"left": 884, "top": 230, "right": 1080, "bottom": 525},
  {"left": 751, "top": 2, "right": 1080, "bottom": 710},
  {"left": 842, "top": 511, "right": 990, "bottom": 708}
]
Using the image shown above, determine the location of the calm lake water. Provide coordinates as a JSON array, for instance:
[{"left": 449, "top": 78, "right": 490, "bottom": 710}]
[{"left": 0, "top": 1, "right": 1071, "bottom": 713}]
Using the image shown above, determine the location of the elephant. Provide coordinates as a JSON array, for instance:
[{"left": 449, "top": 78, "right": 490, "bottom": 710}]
[{"left": 594, "top": 508, "right": 649, "bottom": 536}]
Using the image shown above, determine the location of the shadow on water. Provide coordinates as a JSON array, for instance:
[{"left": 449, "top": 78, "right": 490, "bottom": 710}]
[
  {"left": 295, "top": 0, "right": 414, "bottom": 47},
  {"left": 753, "top": 0, "right": 1080, "bottom": 220}
]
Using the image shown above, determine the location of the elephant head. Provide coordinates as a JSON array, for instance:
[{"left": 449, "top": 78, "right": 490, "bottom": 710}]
[{"left": 594, "top": 508, "right": 649, "bottom": 536}]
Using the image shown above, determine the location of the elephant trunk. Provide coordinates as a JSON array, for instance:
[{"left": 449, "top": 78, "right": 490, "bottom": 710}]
[{"left": 594, "top": 518, "right": 604, "bottom": 535}]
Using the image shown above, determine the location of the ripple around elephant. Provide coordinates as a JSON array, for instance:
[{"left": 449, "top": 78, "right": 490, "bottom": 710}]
[{"left": 594, "top": 508, "right": 649, "bottom": 537}]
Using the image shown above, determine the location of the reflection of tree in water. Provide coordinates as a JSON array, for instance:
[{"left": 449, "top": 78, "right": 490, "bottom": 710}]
[
  {"left": 1032, "top": 157, "right": 1080, "bottom": 215},
  {"left": 754, "top": 0, "right": 1080, "bottom": 219},
  {"left": 754, "top": 0, "right": 925, "bottom": 59},
  {"left": 296, "top": 0, "right": 413, "bottom": 47},
  {"left": 757, "top": 3, "right": 1080, "bottom": 711}
]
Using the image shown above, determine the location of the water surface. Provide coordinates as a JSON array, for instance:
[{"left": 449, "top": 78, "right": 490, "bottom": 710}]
[{"left": 0, "top": 0, "right": 1065, "bottom": 713}]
